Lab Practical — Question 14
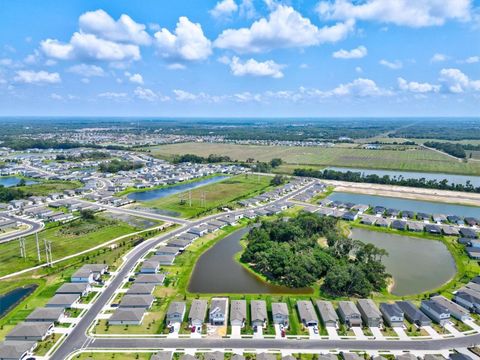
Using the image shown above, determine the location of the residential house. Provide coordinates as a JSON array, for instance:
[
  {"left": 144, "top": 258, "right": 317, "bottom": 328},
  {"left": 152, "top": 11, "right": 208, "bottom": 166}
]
[
  {"left": 0, "top": 340, "right": 37, "bottom": 360},
  {"left": 126, "top": 284, "right": 155, "bottom": 296},
  {"left": 251, "top": 300, "right": 268, "bottom": 328},
  {"left": 119, "top": 295, "right": 154, "bottom": 309},
  {"left": 357, "top": 299, "right": 383, "bottom": 327},
  {"left": 155, "top": 247, "right": 179, "bottom": 256},
  {"left": 230, "top": 300, "right": 247, "bottom": 328},
  {"left": 109, "top": 308, "right": 146, "bottom": 325},
  {"left": 46, "top": 294, "right": 79, "bottom": 308},
  {"left": 55, "top": 283, "right": 91, "bottom": 296},
  {"left": 316, "top": 300, "right": 339, "bottom": 328},
  {"left": 140, "top": 260, "right": 160, "bottom": 274},
  {"left": 6, "top": 322, "right": 53, "bottom": 341},
  {"left": 204, "top": 352, "right": 224, "bottom": 360},
  {"left": 188, "top": 299, "right": 208, "bottom": 328},
  {"left": 166, "top": 302, "right": 186, "bottom": 325},
  {"left": 209, "top": 298, "right": 228, "bottom": 326},
  {"left": 454, "top": 290, "right": 480, "bottom": 314},
  {"left": 420, "top": 300, "right": 450, "bottom": 325},
  {"left": 134, "top": 274, "right": 165, "bottom": 285},
  {"left": 297, "top": 301, "right": 319, "bottom": 327},
  {"left": 380, "top": 303, "right": 404, "bottom": 327},
  {"left": 26, "top": 307, "right": 65, "bottom": 323},
  {"left": 271, "top": 302, "right": 289, "bottom": 327},
  {"left": 151, "top": 352, "right": 173, "bottom": 360},
  {"left": 431, "top": 295, "right": 470, "bottom": 322},
  {"left": 460, "top": 228, "right": 478, "bottom": 239},
  {"left": 391, "top": 220, "right": 406, "bottom": 231},
  {"left": 396, "top": 301, "right": 431, "bottom": 327},
  {"left": 338, "top": 301, "right": 362, "bottom": 327}
]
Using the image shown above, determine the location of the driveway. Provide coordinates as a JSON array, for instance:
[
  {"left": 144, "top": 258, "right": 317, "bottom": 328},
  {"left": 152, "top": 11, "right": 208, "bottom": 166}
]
[
  {"left": 423, "top": 326, "right": 442, "bottom": 339},
  {"left": 465, "top": 319, "right": 480, "bottom": 331},
  {"left": 326, "top": 326, "right": 339, "bottom": 339},
  {"left": 274, "top": 324, "right": 285, "bottom": 339},
  {"left": 445, "top": 323, "right": 464, "bottom": 337},
  {"left": 167, "top": 322, "right": 181, "bottom": 338},
  {"left": 231, "top": 325, "right": 241, "bottom": 339},
  {"left": 393, "top": 327, "right": 410, "bottom": 340},
  {"left": 253, "top": 326, "right": 264, "bottom": 339},
  {"left": 308, "top": 326, "right": 320, "bottom": 339},
  {"left": 352, "top": 327, "right": 367, "bottom": 339},
  {"left": 370, "top": 327, "right": 384, "bottom": 340}
]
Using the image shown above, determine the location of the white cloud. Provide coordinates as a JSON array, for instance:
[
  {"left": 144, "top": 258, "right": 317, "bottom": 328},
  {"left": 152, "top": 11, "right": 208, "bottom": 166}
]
[
  {"left": 41, "top": 33, "right": 141, "bottom": 62},
  {"left": 440, "top": 68, "right": 480, "bottom": 93},
  {"left": 397, "top": 77, "right": 440, "bottom": 93},
  {"left": 154, "top": 17, "right": 212, "bottom": 61},
  {"left": 210, "top": 0, "right": 238, "bottom": 18},
  {"left": 316, "top": 0, "right": 472, "bottom": 28},
  {"left": 431, "top": 53, "right": 448, "bottom": 62},
  {"left": 125, "top": 72, "right": 144, "bottom": 84},
  {"left": 464, "top": 56, "right": 479, "bottom": 64},
  {"left": 68, "top": 64, "right": 105, "bottom": 77},
  {"left": 79, "top": 9, "right": 151, "bottom": 45},
  {"left": 327, "top": 78, "right": 392, "bottom": 97},
  {"left": 355, "top": 66, "right": 363, "bottom": 73},
  {"left": 98, "top": 91, "right": 128, "bottom": 100},
  {"left": 214, "top": 5, "right": 354, "bottom": 53},
  {"left": 14, "top": 70, "right": 61, "bottom": 84},
  {"left": 167, "top": 63, "right": 186, "bottom": 70},
  {"left": 133, "top": 86, "right": 169, "bottom": 101},
  {"left": 239, "top": 0, "right": 256, "bottom": 19},
  {"left": 173, "top": 89, "right": 200, "bottom": 101},
  {"left": 50, "top": 93, "right": 63, "bottom": 100},
  {"left": 332, "top": 45, "right": 367, "bottom": 59},
  {"left": 225, "top": 56, "right": 285, "bottom": 78},
  {"left": 379, "top": 59, "right": 403, "bottom": 69}
]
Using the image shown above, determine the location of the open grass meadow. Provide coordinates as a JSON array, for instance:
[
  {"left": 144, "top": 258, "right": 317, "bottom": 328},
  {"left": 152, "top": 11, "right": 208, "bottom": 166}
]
[
  {"left": 12, "top": 179, "right": 82, "bottom": 196},
  {"left": 0, "top": 214, "right": 139, "bottom": 277},
  {"left": 149, "top": 142, "right": 480, "bottom": 175},
  {"left": 142, "top": 174, "right": 273, "bottom": 218}
]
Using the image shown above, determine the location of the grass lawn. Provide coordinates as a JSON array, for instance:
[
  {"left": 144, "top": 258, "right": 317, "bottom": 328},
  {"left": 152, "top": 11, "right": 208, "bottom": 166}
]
[
  {"left": 0, "top": 225, "right": 174, "bottom": 342},
  {"left": 12, "top": 179, "right": 82, "bottom": 196},
  {"left": 149, "top": 142, "right": 480, "bottom": 175},
  {"left": 142, "top": 174, "right": 273, "bottom": 218},
  {"left": 74, "top": 352, "right": 153, "bottom": 360},
  {"left": 0, "top": 214, "right": 139, "bottom": 277}
]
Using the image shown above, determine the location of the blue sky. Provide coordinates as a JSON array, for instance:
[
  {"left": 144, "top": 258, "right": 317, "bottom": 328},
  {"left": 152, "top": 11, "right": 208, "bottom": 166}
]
[{"left": 0, "top": 0, "right": 479, "bottom": 117}]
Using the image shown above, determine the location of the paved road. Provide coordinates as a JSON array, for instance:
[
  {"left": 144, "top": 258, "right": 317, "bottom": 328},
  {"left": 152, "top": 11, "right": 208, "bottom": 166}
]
[
  {"left": 51, "top": 182, "right": 315, "bottom": 360},
  {"left": 0, "top": 214, "right": 43, "bottom": 244},
  {"left": 88, "top": 335, "right": 480, "bottom": 352}
]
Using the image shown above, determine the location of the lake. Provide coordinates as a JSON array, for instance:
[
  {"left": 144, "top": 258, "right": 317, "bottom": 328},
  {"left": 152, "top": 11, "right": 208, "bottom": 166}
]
[
  {"left": 328, "top": 192, "right": 480, "bottom": 218},
  {"left": 0, "top": 285, "right": 37, "bottom": 318},
  {"left": 351, "top": 228, "right": 456, "bottom": 296},
  {"left": 188, "top": 226, "right": 313, "bottom": 294},
  {"left": 127, "top": 176, "right": 229, "bottom": 202},
  {"left": 0, "top": 176, "right": 37, "bottom": 188},
  {"left": 327, "top": 167, "right": 480, "bottom": 187}
]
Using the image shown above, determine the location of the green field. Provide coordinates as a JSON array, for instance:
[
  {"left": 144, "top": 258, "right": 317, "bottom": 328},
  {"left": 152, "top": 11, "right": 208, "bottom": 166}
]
[
  {"left": 141, "top": 174, "right": 273, "bottom": 218},
  {"left": 12, "top": 179, "right": 82, "bottom": 195},
  {"left": 0, "top": 214, "right": 141, "bottom": 277},
  {"left": 150, "top": 142, "right": 480, "bottom": 175}
]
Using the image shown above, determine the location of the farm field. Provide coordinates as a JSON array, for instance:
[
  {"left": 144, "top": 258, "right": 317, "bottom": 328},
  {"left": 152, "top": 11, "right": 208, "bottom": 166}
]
[
  {"left": 141, "top": 174, "right": 272, "bottom": 218},
  {"left": 149, "top": 142, "right": 480, "bottom": 175},
  {"left": 0, "top": 214, "right": 142, "bottom": 277}
]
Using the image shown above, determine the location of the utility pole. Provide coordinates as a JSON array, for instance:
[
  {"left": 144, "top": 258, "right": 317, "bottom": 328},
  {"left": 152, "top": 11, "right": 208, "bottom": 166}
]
[
  {"left": 188, "top": 190, "right": 192, "bottom": 207},
  {"left": 47, "top": 241, "right": 53, "bottom": 266},
  {"left": 19, "top": 238, "right": 26, "bottom": 258},
  {"left": 44, "top": 238, "right": 50, "bottom": 265},
  {"left": 35, "top": 232, "right": 41, "bottom": 262}
]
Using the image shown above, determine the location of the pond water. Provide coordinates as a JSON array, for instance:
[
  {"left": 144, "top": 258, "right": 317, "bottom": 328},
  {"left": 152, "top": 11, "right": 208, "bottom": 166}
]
[
  {"left": 327, "top": 167, "right": 480, "bottom": 187},
  {"left": 127, "top": 176, "right": 229, "bottom": 202},
  {"left": 350, "top": 228, "right": 456, "bottom": 296},
  {"left": 328, "top": 192, "right": 480, "bottom": 218},
  {"left": 0, "top": 176, "right": 37, "bottom": 187},
  {"left": 0, "top": 285, "right": 37, "bottom": 318},
  {"left": 188, "top": 226, "right": 313, "bottom": 294}
]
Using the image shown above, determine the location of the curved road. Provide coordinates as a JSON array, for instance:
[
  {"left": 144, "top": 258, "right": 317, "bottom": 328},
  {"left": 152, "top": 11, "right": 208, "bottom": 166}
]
[
  {"left": 0, "top": 215, "right": 43, "bottom": 244},
  {"left": 49, "top": 181, "right": 480, "bottom": 359}
]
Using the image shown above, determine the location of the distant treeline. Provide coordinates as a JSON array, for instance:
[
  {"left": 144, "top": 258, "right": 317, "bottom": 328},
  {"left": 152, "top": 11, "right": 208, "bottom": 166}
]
[
  {"left": 99, "top": 160, "right": 143, "bottom": 173},
  {"left": 293, "top": 168, "right": 480, "bottom": 193},
  {"left": 172, "top": 153, "right": 233, "bottom": 164},
  {"left": 424, "top": 141, "right": 467, "bottom": 158},
  {"left": 56, "top": 151, "right": 111, "bottom": 162},
  {"left": 2, "top": 139, "right": 129, "bottom": 151}
]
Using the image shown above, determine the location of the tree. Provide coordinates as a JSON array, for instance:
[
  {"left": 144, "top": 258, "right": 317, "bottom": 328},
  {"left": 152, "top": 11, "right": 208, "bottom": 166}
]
[
  {"left": 270, "top": 175, "right": 286, "bottom": 186},
  {"left": 80, "top": 209, "right": 95, "bottom": 220},
  {"left": 270, "top": 158, "right": 283, "bottom": 168}
]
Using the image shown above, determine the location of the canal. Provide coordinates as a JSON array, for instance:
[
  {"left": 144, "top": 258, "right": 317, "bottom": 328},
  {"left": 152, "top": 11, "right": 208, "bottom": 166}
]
[
  {"left": 0, "top": 176, "right": 37, "bottom": 188},
  {"left": 0, "top": 285, "right": 37, "bottom": 318},
  {"left": 351, "top": 228, "right": 456, "bottom": 296},
  {"left": 327, "top": 167, "right": 480, "bottom": 187},
  {"left": 127, "top": 175, "right": 229, "bottom": 202},
  {"left": 188, "top": 226, "right": 313, "bottom": 294},
  {"left": 327, "top": 192, "right": 480, "bottom": 218}
]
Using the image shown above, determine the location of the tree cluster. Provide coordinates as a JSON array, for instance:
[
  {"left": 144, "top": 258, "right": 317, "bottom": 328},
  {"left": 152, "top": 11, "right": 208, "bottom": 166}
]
[
  {"left": 241, "top": 213, "right": 389, "bottom": 297},
  {"left": 56, "top": 151, "right": 110, "bottom": 162},
  {"left": 172, "top": 153, "right": 232, "bottom": 164},
  {"left": 293, "top": 168, "right": 480, "bottom": 193},
  {"left": 98, "top": 160, "right": 143, "bottom": 173},
  {"left": 424, "top": 141, "right": 466, "bottom": 158}
]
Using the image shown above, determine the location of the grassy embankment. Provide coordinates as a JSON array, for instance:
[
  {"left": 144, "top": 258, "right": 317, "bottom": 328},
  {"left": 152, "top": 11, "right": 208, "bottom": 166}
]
[
  {"left": 149, "top": 142, "right": 480, "bottom": 175},
  {"left": 0, "top": 214, "right": 144, "bottom": 277},
  {"left": 0, "top": 219, "right": 173, "bottom": 341},
  {"left": 141, "top": 174, "right": 273, "bottom": 218}
]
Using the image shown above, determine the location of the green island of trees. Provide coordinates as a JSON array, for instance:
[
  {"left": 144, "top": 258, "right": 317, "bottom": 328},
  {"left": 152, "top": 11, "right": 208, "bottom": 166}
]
[
  {"left": 99, "top": 160, "right": 144, "bottom": 173},
  {"left": 240, "top": 213, "right": 390, "bottom": 297}
]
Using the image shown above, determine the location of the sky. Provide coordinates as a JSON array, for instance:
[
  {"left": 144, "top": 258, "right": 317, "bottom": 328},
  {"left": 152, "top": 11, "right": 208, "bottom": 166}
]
[{"left": 0, "top": 0, "right": 479, "bottom": 117}]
